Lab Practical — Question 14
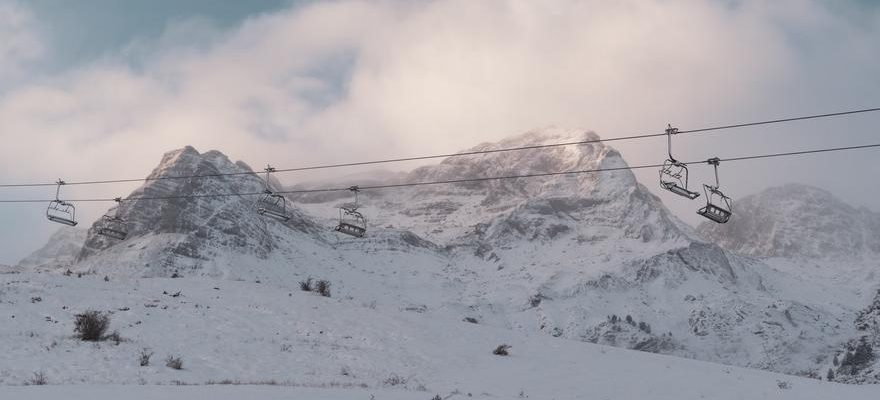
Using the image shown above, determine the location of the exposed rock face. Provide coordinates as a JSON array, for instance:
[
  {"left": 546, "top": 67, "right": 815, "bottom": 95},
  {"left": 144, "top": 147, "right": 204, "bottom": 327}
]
[
  {"left": 75, "top": 146, "right": 323, "bottom": 276},
  {"left": 293, "top": 127, "right": 693, "bottom": 252},
  {"left": 697, "top": 183, "right": 880, "bottom": 259}
]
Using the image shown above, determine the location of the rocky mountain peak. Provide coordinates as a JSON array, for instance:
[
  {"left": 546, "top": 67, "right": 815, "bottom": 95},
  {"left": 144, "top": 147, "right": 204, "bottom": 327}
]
[{"left": 75, "top": 146, "right": 321, "bottom": 274}]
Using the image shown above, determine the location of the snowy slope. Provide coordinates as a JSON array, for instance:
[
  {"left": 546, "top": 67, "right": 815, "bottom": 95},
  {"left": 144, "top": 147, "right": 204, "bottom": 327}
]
[{"left": 1, "top": 273, "right": 879, "bottom": 400}]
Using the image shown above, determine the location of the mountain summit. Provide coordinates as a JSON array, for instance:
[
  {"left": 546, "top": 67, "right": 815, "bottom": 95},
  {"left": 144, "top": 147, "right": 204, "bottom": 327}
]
[{"left": 75, "top": 146, "right": 322, "bottom": 276}]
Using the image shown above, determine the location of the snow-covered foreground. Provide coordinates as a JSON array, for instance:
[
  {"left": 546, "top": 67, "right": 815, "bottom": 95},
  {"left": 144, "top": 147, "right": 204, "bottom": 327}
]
[{"left": 3, "top": 273, "right": 878, "bottom": 399}]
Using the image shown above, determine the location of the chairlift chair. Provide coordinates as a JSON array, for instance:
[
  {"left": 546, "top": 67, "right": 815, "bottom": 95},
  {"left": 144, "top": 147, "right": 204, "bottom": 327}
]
[
  {"left": 97, "top": 198, "right": 128, "bottom": 240},
  {"left": 256, "top": 190, "right": 291, "bottom": 222},
  {"left": 659, "top": 124, "right": 700, "bottom": 200},
  {"left": 254, "top": 165, "right": 291, "bottom": 222},
  {"left": 696, "top": 158, "right": 732, "bottom": 224},
  {"left": 335, "top": 186, "right": 367, "bottom": 238},
  {"left": 46, "top": 180, "right": 78, "bottom": 226}
]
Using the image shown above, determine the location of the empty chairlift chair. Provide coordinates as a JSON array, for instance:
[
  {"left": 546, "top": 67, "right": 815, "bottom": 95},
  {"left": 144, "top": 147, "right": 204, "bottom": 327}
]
[
  {"left": 97, "top": 197, "right": 129, "bottom": 240},
  {"left": 335, "top": 186, "right": 367, "bottom": 238},
  {"left": 255, "top": 165, "right": 291, "bottom": 222},
  {"left": 696, "top": 158, "right": 732, "bottom": 224},
  {"left": 46, "top": 180, "right": 78, "bottom": 226},
  {"left": 659, "top": 124, "right": 700, "bottom": 200}
]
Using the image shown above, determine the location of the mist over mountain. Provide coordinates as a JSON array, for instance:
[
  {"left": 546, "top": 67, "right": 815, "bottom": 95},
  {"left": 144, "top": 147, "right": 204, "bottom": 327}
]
[
  {"left": 697, "top": 183, "right": 880, "bottom": 260},
  {"left": 17, "top": 227, "right": 86, "bottom": 270}
]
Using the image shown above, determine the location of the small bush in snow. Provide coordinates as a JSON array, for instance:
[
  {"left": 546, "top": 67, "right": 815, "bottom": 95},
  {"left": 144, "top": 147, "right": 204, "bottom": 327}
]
[
  {"left": 299, "top": 278, "right": 313, "bottom": 292},
  {"left": 493, "top": 344, "right": 511, "bottom": 356},
  {"left": 776, "top": 380, "right": 791, "bottom": 390},
  {"left": 383, "top": 373, "right": 407, "bottom": 387},
  {"left": 74, "top": 310, "right": 109, "bottom": 341},
  {"left": 139, "top": 348, "right": 153, "bottom": 367},
  {"left": 463, "top": 317, "right": 478, "bottom": 324},
  {"left": 27, "top": 371, "right": 47, "bottom": 386},
  {"left": 315, "top": 280, "right": 331, "bottom": 297},
  {"left": 165, "top": 355, "right": 184, "bottom": 370},
  {"left": 431, "top": 395, "right": 442, "bottom": 400}
]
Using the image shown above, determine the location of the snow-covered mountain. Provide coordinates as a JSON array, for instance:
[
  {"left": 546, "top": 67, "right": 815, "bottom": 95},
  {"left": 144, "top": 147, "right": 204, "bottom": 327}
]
[
  {"left": 75, "top": 146, "right": 325, "bottom": 277},
  {"left": 16, "top": 226, "right": 86, "bottom": 270},
  {"left": 13, "top": 129, "right": 879, "bottom": 385},
  {"left": 695, "top": 182, "right": 880, "bottom": 300},
  {"left": 292, "top": 128, "right": 692, "bottom": 250},
  {"left": 697, "top": 183, "right": 880, "bottom": 260}
]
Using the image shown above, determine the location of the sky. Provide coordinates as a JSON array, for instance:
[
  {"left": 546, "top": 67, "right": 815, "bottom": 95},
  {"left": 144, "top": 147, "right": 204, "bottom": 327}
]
[{"left": 0, "top": 0, "right": 879, "bottom": 264}]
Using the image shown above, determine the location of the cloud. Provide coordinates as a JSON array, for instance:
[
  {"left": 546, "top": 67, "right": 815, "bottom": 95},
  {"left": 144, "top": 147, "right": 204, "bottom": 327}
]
[
  {"left": 0, "top": 0, "right": 44, "bottom": 86},
  {"left": 1, "top": 0, "right": 879, "bottom": 263}
]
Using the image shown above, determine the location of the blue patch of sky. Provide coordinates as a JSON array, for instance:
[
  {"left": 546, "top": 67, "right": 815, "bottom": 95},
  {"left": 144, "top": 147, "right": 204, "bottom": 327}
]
[{"left": 26, "top": 0, "right": 298, "bottom": 71}]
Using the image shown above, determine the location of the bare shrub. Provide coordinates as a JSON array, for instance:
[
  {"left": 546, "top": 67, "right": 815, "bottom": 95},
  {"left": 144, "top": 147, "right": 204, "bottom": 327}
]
[
  {"left": 776, "top": 380, "right": 791, "bottom": 390},
  {"left": 165, "top": 355, "right": 184, "bottom": 370},
  {"left": 493, "top": 344, "right": 511, "bottom": 356},
  {"left": 315, "top": 280, "right": 331, "bottom": 297},
  {"left": 383, "top": 373, "right": 407, "bottom": 387},
  {"left": 299, "top": 278, "right": 313, "bottom": 292},
  {"left": 27, "top": 371, "right": 47, "bottom": 386},
  {"left": 139, "top": 348, "right": 153, "bottom": 367},
  {"left": 74, "top": 310, "right": 109, "bottom": 341}
]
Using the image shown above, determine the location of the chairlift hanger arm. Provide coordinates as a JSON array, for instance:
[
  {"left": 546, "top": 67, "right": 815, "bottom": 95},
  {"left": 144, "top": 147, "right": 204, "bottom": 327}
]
[
  {"left": 54, "top": 179, "right": 66, "bottom": 201},
  {"left": 666, "top": 124, "right": 679, "bottom": 161},
  {"left": 706, "top": 157, "right": 721, "bottom": 187}
]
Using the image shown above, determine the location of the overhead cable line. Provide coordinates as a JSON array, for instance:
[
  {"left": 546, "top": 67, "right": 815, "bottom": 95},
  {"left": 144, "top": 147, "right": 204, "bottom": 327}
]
[
  {"left": 1, "top": 142, "right": 878, "bottom": 204},
  {"left": 1, "top": 106, "right": 879, "bottom": 189}
]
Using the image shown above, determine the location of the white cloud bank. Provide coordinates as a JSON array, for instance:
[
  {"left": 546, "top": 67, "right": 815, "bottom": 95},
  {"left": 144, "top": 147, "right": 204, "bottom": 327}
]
[{"left": 1, "top": 0, "right": 879, "bottom": 262}]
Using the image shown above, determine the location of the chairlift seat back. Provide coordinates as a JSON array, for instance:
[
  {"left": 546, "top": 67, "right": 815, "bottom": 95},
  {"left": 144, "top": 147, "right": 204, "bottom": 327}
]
[
  {"left": 99, "top": 226, "right": 128, "bottom": 240},
  {"left": 257, "top": 206, "right": 291, "bottom": 222},
  {"left": 697, "top": 204, "right": 731, "bottom": 224},
  {"left": 335, "top": 222, "right": 366, "bottom": 238},
  {"left": 697, "top": 185, "right": 732, "bottom": 224},
  {"left": 47, "top": 200, "right": 77, "bottom": 226},
  {"left": 336, "top": 208, "right": 366, "bottom": 238},
  {"left": 660, "top": 160, "right": 700, "bottom": 200},
  {"left": 255, "top": 193, "right": 291, "bottom": 222},
  {"left": 661, "top": 181, "right": 700, "bottom": 200}
]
